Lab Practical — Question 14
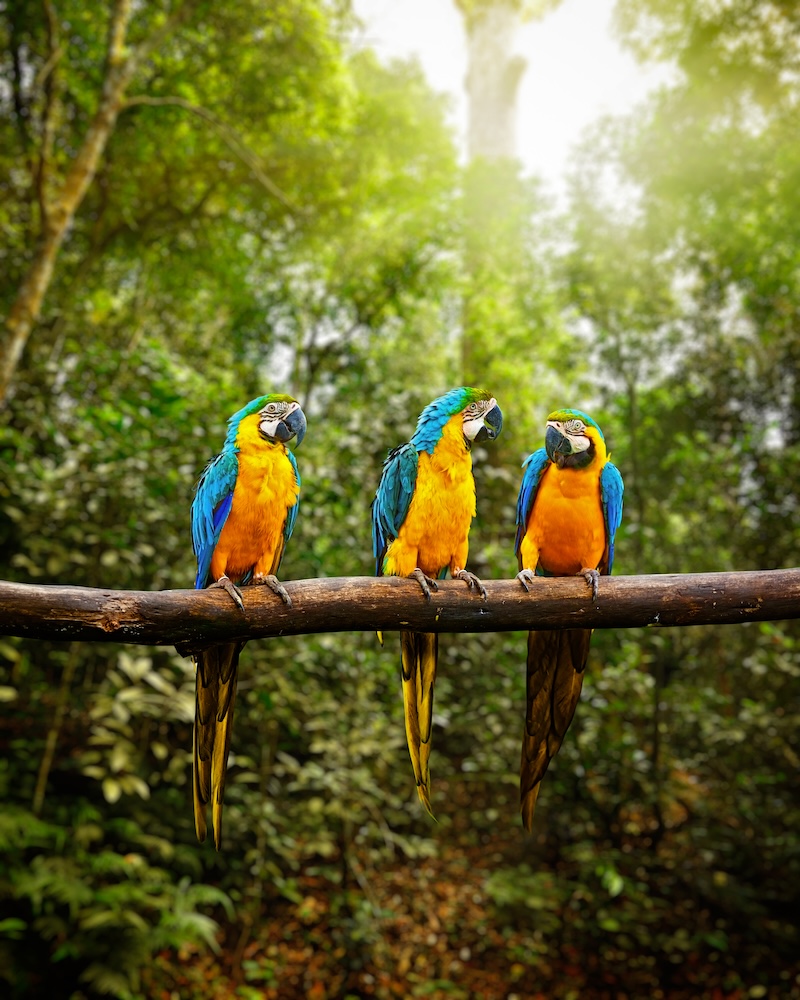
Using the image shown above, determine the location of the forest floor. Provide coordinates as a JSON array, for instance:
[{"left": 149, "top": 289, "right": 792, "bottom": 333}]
[{"left": 144, "top": 831, "right": 800, "bottom": 1000}]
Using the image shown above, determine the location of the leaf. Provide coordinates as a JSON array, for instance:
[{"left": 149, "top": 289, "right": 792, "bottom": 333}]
[
  {"left": 0, "top": 918, "right": 27, "bottom": 938},
  {"left": 102, "top": 778, "right": 121, "bottom": 804}
]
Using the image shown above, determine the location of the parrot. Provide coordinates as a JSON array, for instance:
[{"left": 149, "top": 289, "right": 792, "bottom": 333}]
[
  {"left": 514, "top": 408, "right": 623, "bottom": 831},
  {"left": 372, "top": 387, "right": 503, "bottom": 815},
  {"left": 190, "top": 393, "right": 306, "bottom": 849}
]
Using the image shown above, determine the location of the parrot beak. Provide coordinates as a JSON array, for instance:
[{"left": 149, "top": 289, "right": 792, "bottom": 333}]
[
  {"left": 475, "top": 402, "right": 503, "bottom": 442},
  {"left": 274, "top": 404, "right": 306, "bottom": 447},
  {"left": 545, "top": 423, "right": 571, "bottom": 464}
]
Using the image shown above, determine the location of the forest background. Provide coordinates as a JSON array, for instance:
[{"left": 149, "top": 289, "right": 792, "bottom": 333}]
[{"left": 0, "top": 1, "right": 798, "bottom": 998}]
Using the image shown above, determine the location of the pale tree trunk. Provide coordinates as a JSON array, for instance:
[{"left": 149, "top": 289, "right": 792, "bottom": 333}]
[
  {"left": 0, "top": 0, "right": 191, "bottom": 404},
  {"left": 464, "top": 2, "right": 527, "bottom": 161},
  {"left": 456, "top": 1, "right": 528, "bottom": 385}
]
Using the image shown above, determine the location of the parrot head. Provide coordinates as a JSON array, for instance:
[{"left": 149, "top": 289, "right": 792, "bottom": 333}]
[
  {"left": 461, "top": 390, "right": 503, "bottom": 443},
  {"left": 225, "top": 394, "right": 306, "bottom": 449},
  {"left": 545, "top": 408, "right": 605, "bottom": 469},
  {"left": 257, "top": 395, "right": 306, "bottom": 446},
  {"left": 411, "top": 386, "right": 503, "bottom": 453}
]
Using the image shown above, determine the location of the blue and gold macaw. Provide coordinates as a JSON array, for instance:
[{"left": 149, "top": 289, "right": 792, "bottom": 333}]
[
  {"left": 191, "top": 394, "right": 306, "bottom": 849},
  {"left": 372, "top": 388, "right": 503, "bottom": 814},
  {"left": 514, "top": 408, "right": 623, "bottom": 831}
]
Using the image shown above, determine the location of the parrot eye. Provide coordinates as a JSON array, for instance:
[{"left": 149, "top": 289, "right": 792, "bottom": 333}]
[
  {"left": 265, "top": 403, "right": 279, "bottom": 415},
  {"left": 565, "top": 419, "right": 585, "bottom": 434}
]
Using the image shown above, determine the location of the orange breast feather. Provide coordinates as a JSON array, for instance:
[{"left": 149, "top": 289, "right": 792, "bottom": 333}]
[
  {"left": 210, "top": 413, "right": 299, "bottom": 583},
  {"left": 384, "top": 414, "right": 475, "bottom": 578},
  {"left": 521, "top": 462, "right": 606, "bottom": 576}
]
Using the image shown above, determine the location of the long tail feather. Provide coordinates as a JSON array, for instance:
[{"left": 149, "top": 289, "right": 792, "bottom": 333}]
[
  {"left": 520, "top": 628, "right": 593, "bottom": 832},
  {"left": 193, "top": 641, "right": 244, "bottom": 850},
  {"left": 400, "top": 630, "right": 438, "bottom": 816}
]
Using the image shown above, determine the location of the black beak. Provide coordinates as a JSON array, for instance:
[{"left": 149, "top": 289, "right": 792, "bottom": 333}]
[
  {"left": 545, "top": 424, "right": 570, "bottom": 462},
  {"left": 274, "top": 406, "right": 307, "bottom": 446},
  {"left": 475, "top": 403, "right": 503, "bottom": 442}
]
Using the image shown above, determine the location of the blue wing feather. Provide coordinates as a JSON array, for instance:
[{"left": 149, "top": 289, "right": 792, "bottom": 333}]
[
  {"left": 191, "top": 450, "right": 239, "bottom": 589},
  {"left": 514, "top": 448, "right": 550, "bottom": 559},
  {"left": 600, "top": 461, "right": 624, "bottom": 574},
  {"left": 371, "top": 443, "right": 419, "bottom": 575},
  {"left": 283, "top": 448, "right": 301, "bottom": 549}
]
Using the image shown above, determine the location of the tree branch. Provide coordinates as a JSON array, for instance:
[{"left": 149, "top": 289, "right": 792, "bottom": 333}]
[
  {"left": 0, "top": 570, "right": 798, "bottom": 653},
  {"left": 36, "top": 0, "right": 64, "bottom": 232}
]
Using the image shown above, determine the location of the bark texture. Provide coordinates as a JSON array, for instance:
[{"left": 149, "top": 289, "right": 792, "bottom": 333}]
[
  {"left": 0, "top": 1, "right": 193, "bottom": 402},
  {"left": 0, "top": 570, "right": 798, "bottom": 651}
]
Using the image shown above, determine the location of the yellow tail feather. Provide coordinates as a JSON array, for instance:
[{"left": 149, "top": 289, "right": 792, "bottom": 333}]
[
  {"left": 193, "top": 641, "right": 243, "bottom": 850},
  {"left": 400, "top": 630, "right": 438, "bottom": 818}
]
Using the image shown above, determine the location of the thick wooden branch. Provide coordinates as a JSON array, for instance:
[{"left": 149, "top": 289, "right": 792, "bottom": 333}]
[{"left": 0, "top": 570, "right": 798, "bottom": 651}]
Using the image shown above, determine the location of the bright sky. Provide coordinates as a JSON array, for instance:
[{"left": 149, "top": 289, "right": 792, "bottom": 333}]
[{"left": 352, "top": 0, "right": 670, "bottom": 195}]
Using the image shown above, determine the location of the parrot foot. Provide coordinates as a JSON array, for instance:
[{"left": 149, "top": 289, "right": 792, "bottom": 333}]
[
  {"left": 581, "top": 568, "right": 601, "bottom": 602},
  {"left": 516, "top": 568, "right": 538, "bottom": 592},
  {"left": 210, "top": 574, "right": 245, "bottom": 611},
  {"left": 253, "top": 573, "right": 292, "bottom": 608},
  {"left": 453, "top": 568, "right": 488, "bottom": 600},
  {"left": 410, "top": 568, "right": 439, "bottom": 602}
]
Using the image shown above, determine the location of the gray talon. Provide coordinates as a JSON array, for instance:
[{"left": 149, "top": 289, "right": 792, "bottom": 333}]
[
  {"left": 582, "top": 568, "right": 600, "bottom": 602},
  {"left": 253, "top": 573, "right": 293, "bottom": 608},
  {"left": 211, "top": 574, "right": 245, "bottom": 611},
  {"left": 454, "top": 568, "right": 487, "bottom": 601},
  {"left": 517, "top": 568, "right": 537, "bottom": 592},
  {"left": 410, "top": 567, "right": 438, "bottom": 602}
]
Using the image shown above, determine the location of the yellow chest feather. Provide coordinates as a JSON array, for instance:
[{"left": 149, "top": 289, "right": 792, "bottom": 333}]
[{"left": 385, "top": 415, "right": 476, "bottom": 578}]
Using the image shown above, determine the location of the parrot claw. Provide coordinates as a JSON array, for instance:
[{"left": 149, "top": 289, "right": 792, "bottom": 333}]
[
  {"left": 453, "top": 567, "right": 487, "bottom": 600},
  {"left": 516, "top": 568, "right": 538, "bottom": 592},
  {"left": 253, "top": 573, "right": 292, "bottom": 608},
  {"left": 582, "top": 568, "right": 600, "bottom": 602},
  {"left": 210, "top": 574, "right": 245, "bottom": 611},
  {"left": 410, "top": 567, "right": 439, "bottom": 602}
]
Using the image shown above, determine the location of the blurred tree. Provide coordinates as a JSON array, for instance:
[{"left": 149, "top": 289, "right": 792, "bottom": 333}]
[
  {"left": 554, "top": 3, "right": 800, "bottom": 991},
  {"left": 0, "top": 0, "right": 196, "bottom": 400}
]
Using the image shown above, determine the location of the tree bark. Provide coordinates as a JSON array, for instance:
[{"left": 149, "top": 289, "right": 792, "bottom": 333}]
[
  {"left": 0, "top": 0, "right": 194, "bottom": 403},
  {"left": 0, "top": 570, "right": 798, "bottom": 652},
  {"left": 0, "top": 1, "right": 136, "bottom": 402}
]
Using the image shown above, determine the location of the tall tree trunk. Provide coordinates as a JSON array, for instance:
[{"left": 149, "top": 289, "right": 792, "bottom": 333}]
[
  {"left": 0, "top": 1, "right": 136, "bottom": 403},
  {"left": 456, "top": 2, "right": 527, "bottom": 386},
  {"left": 464, "top": 2, "right": 527, "bottom": 161},
  {"left": 0, "top": 0, "right": 193, "bottom": 404}
]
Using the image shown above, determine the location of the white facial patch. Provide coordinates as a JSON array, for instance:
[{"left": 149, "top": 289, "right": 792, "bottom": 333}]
[
  {"left": 462, "top": 396, "right": 497, "bottom": 441},
  {"left": 259, "top": 401, "right": 292, "bottom": 438},
  {"left": 548, "top": 419, "right": 591, "bottom": 452}
]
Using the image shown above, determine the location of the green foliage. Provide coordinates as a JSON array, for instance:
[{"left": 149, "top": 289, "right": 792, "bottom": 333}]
[
  {"left": 0, "top": 0, "right": 799, "bottom": 996},
  {"left": 455, "top": 0, "right": 565, "bottom": 29},
  {"left": 0, "top": 802, "right": 230, "bottom": 1000},
  {"left": 552, "top": 2, "right": 800, "bottom": 991}
]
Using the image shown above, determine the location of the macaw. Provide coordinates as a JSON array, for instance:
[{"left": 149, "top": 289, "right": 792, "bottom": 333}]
[
  {"left": 372, "top": 387, "right": 503, "bottom": 814},
  {"left": 190, "top": 394, "right": 306, "bottom": 849},
  {"left": 514, "top": 408, "right": 623, "bottom": 831}
]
